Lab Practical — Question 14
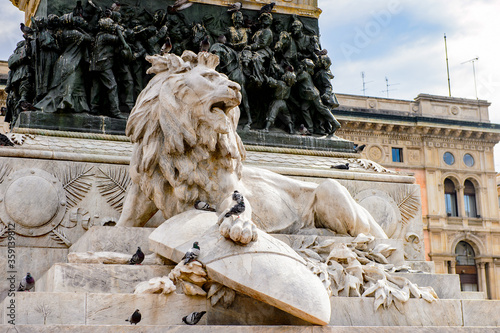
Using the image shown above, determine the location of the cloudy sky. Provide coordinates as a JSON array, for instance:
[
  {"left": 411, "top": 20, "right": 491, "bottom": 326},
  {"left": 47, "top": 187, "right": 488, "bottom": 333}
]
[
  {"left": 317, "top": 0, "right": 500, "bottom": 169},
  {"left": 1, "top": 0, "right": 500, "bottom": 168}
]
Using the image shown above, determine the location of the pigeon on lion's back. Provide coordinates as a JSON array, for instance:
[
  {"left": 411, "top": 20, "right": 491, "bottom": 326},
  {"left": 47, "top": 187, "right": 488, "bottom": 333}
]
[{"left": 118, "top": 51, "right": 388, "bottom": 244}]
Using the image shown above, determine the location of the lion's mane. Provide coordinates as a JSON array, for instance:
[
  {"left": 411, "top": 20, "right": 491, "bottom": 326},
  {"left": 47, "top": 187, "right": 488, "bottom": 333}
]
[{"left": 126, "top": 51, "right": 246, "bottom": 217}]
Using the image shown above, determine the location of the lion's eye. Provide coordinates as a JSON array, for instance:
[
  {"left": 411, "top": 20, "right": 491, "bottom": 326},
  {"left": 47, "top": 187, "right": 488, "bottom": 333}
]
[{"left": 202, "top": 72, "right": 219, "bottom": 81}]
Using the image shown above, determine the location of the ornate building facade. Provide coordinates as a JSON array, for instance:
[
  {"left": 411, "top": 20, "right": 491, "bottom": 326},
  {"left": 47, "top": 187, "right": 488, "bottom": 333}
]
[{"left": 335, "top": 93, "right": 500, "bottom": 299}]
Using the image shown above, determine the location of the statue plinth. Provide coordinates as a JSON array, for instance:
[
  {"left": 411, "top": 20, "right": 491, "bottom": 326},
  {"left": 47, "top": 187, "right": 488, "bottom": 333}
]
[
  {"left": 14, "top": 111, "right": 127, "bottom": 136},
  {"left": 237, "top": 129, "right": 355, "bottom": 153}
]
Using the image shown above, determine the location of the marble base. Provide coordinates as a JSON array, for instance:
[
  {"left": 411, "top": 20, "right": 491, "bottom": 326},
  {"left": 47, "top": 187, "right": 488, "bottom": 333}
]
[
  {"left": 37, "top": 263, "right": 174, "bottom": 294},
  {"left": 392, "top": 272, "right": 461, "bottom": 299}
]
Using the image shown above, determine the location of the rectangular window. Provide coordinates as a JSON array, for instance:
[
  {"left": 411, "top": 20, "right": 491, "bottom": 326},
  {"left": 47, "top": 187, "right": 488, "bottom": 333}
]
[
  {"left": 464, "top": 194, "right": 477, "bottom": 217},
  {"left": 392, "top": 148, "right": 403, "bottom": 162},
  {"left": 445, "top": 193, "right": 458, "bottom": 217}
]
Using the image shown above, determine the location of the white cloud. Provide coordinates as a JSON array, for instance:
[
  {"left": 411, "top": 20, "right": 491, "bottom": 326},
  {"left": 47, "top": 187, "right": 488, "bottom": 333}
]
[{"left": 0, "top": 3, "right": 25, "bottom": 60}]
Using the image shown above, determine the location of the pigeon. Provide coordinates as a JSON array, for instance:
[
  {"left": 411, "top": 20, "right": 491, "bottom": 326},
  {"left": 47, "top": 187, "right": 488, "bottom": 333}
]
[
  {"left": 20, "top": 23, "right": 33, "bottom": 35},
  {"left": 194, "top": 200, "right": 216, "bottom": 212},
  {"left": 315, "top": 49, "right": 328, "bottom": 56},
  {"left": 298, "top": 124, "right": 311, "bottom": 136},
  {"left": 0, "top": 133, "right": 14, "bottom": 147},
  {"left": 167, "top": 0, "right": 192, "bottom": 14},
  {"left": 182, "top": 311, "right": 206, "bottom": 325},
  {"left": 129, "top": 247, "right": 145, "bottom": 265},
  {"left": 331, "top": 163, "right": 349, "bottom": 170},
  {"left": 160, "top": 37, "right": 172, "bottom": 55},
  {"left": 110, "top": 1, "right": 121, "bottom": 12},
  {"left": 227, "top": 2, "right": 242, "bottom": 12},
  {"left": 217, "top": 34, "right": 227, "bottom": 44},
  {"left": 18, "top": 273, "right": 35, "bottom": 292},
  {"left": 354, "top": 144, "right": 366, "bottom": 153},
  {"left": 259, "top": 2, "right": 276, "bottom": 15},
  {"left": 224, "top": 190, "right": 245, "bottom": 218},
  {"left": 20, "top": 101, "right": 37, "bottom": 111},
  {"left": 199, "top": 35, "right": 210, "bottom": 52},
  {"left": 182, "top": 241, "right": 200, "bottom": 264},
  {"left": 125, "top": 309, "right": 141, "bottom": 325},
  {"left": 73, "top": 1, "right": 84, "bottom": 17}
]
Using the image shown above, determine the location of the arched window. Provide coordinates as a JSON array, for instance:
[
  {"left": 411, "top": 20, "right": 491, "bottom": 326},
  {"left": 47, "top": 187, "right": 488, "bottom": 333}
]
[
  {"left": 444, "top": 178, "right": 458, "bottom": 217},
  {"left": 464, "top": 180, "right": 478, "bottom": 218},
  {"left": 455, "top": 241, "right": 478, "bottom": 291}
]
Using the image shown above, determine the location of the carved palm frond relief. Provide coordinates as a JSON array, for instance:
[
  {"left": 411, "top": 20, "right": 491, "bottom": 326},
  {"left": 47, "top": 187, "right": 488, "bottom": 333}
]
[
  {"left": 50, "top": 226, "right": 72, "bottom": 247},
  {"left": 391, "top": 186, "right": 420, "bottom": 227},
  {"left": 96, "top": 166, "right": 131, "bottom": 212},
  {"left": 53, "top": 165, "right": 94, "bottom": 210}
]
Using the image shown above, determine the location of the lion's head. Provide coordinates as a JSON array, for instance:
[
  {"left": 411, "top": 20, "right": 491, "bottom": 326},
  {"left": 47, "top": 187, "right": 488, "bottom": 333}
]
[{"left": 127, "top": 51, "right": 246, "bottom": 217}]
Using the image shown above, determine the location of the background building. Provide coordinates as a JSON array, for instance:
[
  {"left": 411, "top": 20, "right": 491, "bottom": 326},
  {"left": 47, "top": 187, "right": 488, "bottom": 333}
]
[{"left": 335, "top": 93, "right": 500, "bottom": 299}]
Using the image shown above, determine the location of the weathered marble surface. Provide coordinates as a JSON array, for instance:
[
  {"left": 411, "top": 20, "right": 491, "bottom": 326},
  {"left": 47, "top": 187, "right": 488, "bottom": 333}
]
[
  {"left": 328, "top": 297, "right": 462, "bottom": 326},
  {"left": 0, "top": 247, "right": 68, "bottom": 301},
  {"left": 392, "top": 272, "right": 461, "bottom": 299},
  {"left": 69, "top": 226, "right": 156, "bottom": 254},
  {"left": 36, "top": 263, "right": 173, "bottom": 294},
  {"left": 462, "top": 300, "right": 500, "bottom": 326},
  {"left": 460, "top": 291, "right": 485, "bottom": 300},
  {"left": 149, "top": 209, "right": 331, "bottom": 325},
  {"left": 67, "top": 251, "right": 164, "bottom": 265},
  {"left": 3, "top": 292, "right": 86, "bottom": 325},
  {"left": 86, "top": 293, "right": 207, "bottom": 325}
]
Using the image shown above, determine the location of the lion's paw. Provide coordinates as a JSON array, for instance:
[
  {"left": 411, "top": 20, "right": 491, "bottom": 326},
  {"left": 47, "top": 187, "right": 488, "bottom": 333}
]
[{"left": 219, "top": 217, "right": 258, "bottom": 245}]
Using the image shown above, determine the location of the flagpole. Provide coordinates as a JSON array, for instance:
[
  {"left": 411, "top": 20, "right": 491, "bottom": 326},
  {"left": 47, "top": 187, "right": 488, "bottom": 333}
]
[{"left": 444, "top": 33, "right": 451, "bottom": 97}]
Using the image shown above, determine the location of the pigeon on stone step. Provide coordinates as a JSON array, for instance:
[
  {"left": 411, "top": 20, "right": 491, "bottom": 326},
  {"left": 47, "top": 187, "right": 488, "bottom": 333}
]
[
  {"left": 331, "top": 163, "right": 349, "bottom": 170},
  {"left": 126, "top": 309, "right": 141, "bottom": 325},
  {"left": 224, "top": 190, "right": 245, "bottom": 218},
  {"left": 18, "top": 273, "right": 35, "bottom": 292},
  {"left": 182, "top": 311, "right": 206, "bottom": 325},
  {"left": 182, "top": 241, "right": 200, "bottom": 264},
  {"left": 129, "top": 247, "right": 145, "bottom": 265}
]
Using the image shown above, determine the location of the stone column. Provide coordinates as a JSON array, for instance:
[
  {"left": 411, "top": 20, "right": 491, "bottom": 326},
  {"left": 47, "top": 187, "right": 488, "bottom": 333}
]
[
  {"left": 487, "top": 262, "right": 496, "bottom": 299},
  {"left": 477, "top": 262, "right": 487, "bottom": 296},
  {"left": 457, "top": 185, "right": 465, "bottom": 218},
  {"left": 450, "top": 260, "right": 456, "bottom": 274}
]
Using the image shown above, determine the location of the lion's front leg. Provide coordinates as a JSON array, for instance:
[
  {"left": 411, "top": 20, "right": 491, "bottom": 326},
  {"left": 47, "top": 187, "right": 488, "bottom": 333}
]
[
  {"left": 217, "top": 191, "right": 258, "bottom": 245},
  {"left": 117, "top": 183, "right": 159, "bottom": 227}
]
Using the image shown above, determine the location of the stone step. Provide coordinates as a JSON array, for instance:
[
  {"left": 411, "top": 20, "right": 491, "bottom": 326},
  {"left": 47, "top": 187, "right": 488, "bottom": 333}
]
[
  {"left": 460, "top": 291, "right": 486, "bottom": 299},
  {"left": 36, "top": 263, "right": 174, "bottom": 294},
  {"left": 5, "top": 292, "right": 500, "bottom": 327},
  {"left": 392, "top": 272, "right": 461, "bottom": 299},
  {"left": 69, "top": 226, "right": 156, "bottom": 255},
  {"left": 1, "top": 325, "right": 499, "bottom": 332}
]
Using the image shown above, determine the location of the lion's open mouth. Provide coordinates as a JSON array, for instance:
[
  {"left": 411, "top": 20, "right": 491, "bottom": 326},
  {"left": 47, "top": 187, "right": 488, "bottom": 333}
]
[{"left": 211, "top": 101, "right": 235, "bottom": 115}]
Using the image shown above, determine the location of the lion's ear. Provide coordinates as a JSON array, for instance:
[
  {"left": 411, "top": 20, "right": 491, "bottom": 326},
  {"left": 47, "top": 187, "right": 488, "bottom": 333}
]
[{"left": 197, "top": 52, "right": 219, "bottom": 69}]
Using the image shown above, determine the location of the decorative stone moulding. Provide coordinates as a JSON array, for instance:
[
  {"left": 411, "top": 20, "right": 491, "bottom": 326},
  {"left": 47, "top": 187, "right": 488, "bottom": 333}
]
[{"left": 0, "top": 168, "right": 66, "bottom": 236}]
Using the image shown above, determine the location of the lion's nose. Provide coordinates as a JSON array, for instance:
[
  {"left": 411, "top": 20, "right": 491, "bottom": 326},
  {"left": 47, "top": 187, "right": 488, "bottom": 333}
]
[{"left": 228, "top": 81, "right": 241, "bottom": 92}]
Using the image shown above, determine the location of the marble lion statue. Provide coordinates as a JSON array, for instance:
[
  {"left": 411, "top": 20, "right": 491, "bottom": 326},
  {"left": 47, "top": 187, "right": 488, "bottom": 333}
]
[{"left": 117, "top": 50, "right": 387, "bottom": 244}]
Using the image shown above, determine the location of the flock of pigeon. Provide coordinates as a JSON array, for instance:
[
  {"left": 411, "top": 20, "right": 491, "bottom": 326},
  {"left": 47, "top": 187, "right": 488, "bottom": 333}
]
[{"left": 124, "top": 240, "right": 204, "bottom": 325}]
